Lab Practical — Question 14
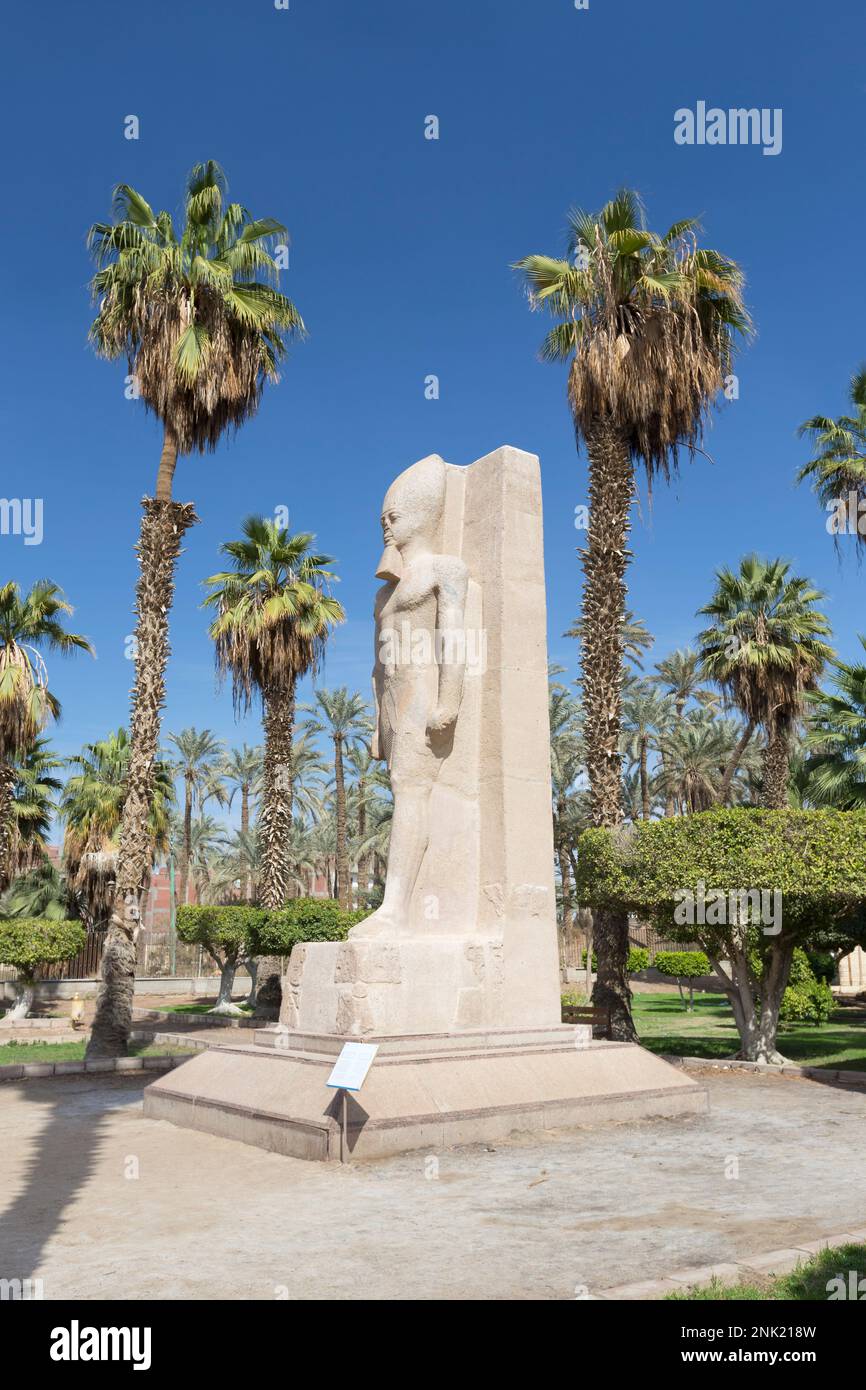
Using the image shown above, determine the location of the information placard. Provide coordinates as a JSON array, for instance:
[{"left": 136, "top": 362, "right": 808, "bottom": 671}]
[{"left": 325, "top": 1042, "right": 379, "bottom": 1092}]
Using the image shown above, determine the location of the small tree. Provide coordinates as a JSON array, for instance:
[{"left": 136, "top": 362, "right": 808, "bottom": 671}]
[
  {"left": 577, "top": 808, "right": 866, "bottom": 1063},
  {"left": 0, "top": 917, "right": 86, "bottom": 1020},
  {"left": 654, "top": 950, "right": 711, "bottom": 1011},
  {"left": 175, "top": 905, "right": 265, "bottom": 1014}
]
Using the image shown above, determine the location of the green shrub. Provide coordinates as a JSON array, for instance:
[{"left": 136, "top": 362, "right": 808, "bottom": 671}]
[
  {"left": 778, "top": 949, "right": 834, "bottom": 1026},
  {"left": 581, "top": 946, "right": 648, "bottom": 974},
  {"left": 654, "top": 950, "right": 711, "bottom": 1012},
  {"left": 654, "top": 950, "right": 711, "bottom": 980},
  {"left": 0, "top": 916, "right": 86, "bottom": 978},
  {"left": 176, "top": 904, "right": 266, "bottom": 956},
  {"left": 249, "top": 898, "right": 370, "bottom": 956}
]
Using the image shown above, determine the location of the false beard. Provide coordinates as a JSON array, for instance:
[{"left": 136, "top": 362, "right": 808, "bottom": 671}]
[{"left": 376, "top": 544, "right": 403, "bottom": 582}]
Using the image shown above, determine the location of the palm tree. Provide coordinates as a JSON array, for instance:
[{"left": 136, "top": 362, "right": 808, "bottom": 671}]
[
  {"left": 797, "top": 366, "right": 866, "bottom": 548},
  {"left": 656, "top": 714, "right": 737, "bottom": 813},
  {"left": 516, "top": 190, "right": 750, "bottom": 1038},
  {"left": 204, "top": 518, "right": 344, "bottom": 1012},
  {"left": 650, "top": 648, "right": 714, "bottom": 717},
  {"left": 6, "top": 738, "right": 65, "bottom": 880},
  {"left": 62, "top": 729, "right": 174, "bottom": 930},
  {"left": 803, "top": 637, "right": 866, "bottom": 808},
  {"left": 0, "top": 861, "right": 75, "bottom": 920},
  {"left": 621, "top": 685, "right": 673, "bottom": 818},
  {"left": 0, "top": 581, "right": 92, "bottom": 891},
  {"left": 223, "top": 744, "right": 263, "bottom": 834},
  {"left": 166, "top": 728, "right": 225, "bottom": 906},
  {"left": 302, "top": 690, "right": 371, "bottom": 909},
  {"left": 86, "top": 160, "right": 304, "bottom": 1057},
  {"left": 697, "top": 556, "right": 834, "bottom": 808},
  {"left": 346, "top": 741, "right": 389, "bottom": 908}
]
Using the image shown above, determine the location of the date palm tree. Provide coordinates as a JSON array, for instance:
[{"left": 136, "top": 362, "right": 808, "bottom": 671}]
[
  {"left": 223, "top": 744, "right": 263, "bottom": 834},
  {"left": 621, "top": 686, "right": 673, "bottom": 818},
  {"left": 797, "top": 366, "right": 866, "bottom": 549},
  {"left": 302, "top": 690, "right": 371, "bottom": 909},
  {"left": 204, "top": 518, "right": 344, "bottom": 1012},
  {"left": 697, "top": 556, "right": 833, "bottom": 809},
  {"left": 516, "top": 190, "right": 750, "bottom": 1037},
  {"left": 803, "top": 637, "right": 866, "bottom": 808},
  {"left": 166, "top": 728, "right": 225, "bottom": 907},
  {"left": 61, "top": 729, "right": 174, "bottom": 930},
  {"left": 86, "top": 159, "right": 304, "bottom": 1057},
  {"left": 0, "top": 581, "right": 92, "bottom": 891},
  {"left": 566, "top": 608, "right": 654, "bottom": 672}
]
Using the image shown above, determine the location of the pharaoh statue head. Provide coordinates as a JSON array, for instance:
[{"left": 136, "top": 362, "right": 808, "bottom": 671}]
[{"left": 376, "top": 453, "right": 447, "bottom": 581}]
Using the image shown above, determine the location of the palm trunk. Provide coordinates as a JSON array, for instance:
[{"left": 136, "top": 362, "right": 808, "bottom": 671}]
[
  {"left": 240, "top": 784, "right": 252, "bottom": 900},
  {"left": 356, "top": 776, "right": 367, "bottom": 909},
  {"left": 0, "top": 761, "right": 15, "bottom": 893},
  {"left": 334, "top": 735, "right": 350, "bottom": 910},
  {"left": 761, "top": 729, "right": 790, "bottom": 809},
  {"left": 719, "top": 719, "right": 754, "bottom": 806},
  {"left": 581, "top": 420, "right": 637, "bottom": 1041},
  {"left": 86, "top": 467, "right": 198, "bottom": 1058},
  {"left": 257, "top": 679, "right": 295, "bottom": 1016},
  {"left": 639, "top": 736, "right": 650, "bottom": 819},
  {"left": 179, "top": 776, "right": 193, "bottom": 906}
]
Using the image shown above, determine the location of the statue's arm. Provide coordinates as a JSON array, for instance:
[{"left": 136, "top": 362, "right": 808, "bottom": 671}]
[
  {"left": 370, "top": 585, "right": 389, "bottom": 759},
  {"left": 429, "top": 557, "right": 469, "bottom": 732}
]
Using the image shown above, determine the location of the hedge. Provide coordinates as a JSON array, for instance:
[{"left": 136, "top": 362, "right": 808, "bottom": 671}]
[
  {"left": 576, "top": 809, "right": 866, "bottom": 943},
  {"left": 0, "top": 917, "right": 86, "bottom": 977},
  {"left": 581, "top": 946, "right": 649, "bottom": 974},
  {"left": 654, "top": 950, "right": 711, "bottom": 981},
  {"left": 175, "top": 899, "right": 370, "bottom": 959}
]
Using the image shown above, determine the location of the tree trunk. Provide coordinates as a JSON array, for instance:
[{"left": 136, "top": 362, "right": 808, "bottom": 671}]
[
  {"left": 717, "top": 938, "right": 794, "bottom": 1063},
  {"left": 761, "top": 729, "right": 790, "bottom": 809},
  {"left": 208, "top": 956, "right": 242, "bottom": 1015},
  {"left": 86, "top": 489, "right": 198, "bottom": 1058},
  {"left": 7, "top": 973, "right": 35, "bottom": 1021},
  {"left": 639, "top": 737, "right": 650, "bottom": 819},
  {"left": 244, "top": 957, "right": 258, "bottom": 1008},
  {"left": 179, "top": 775, "right": 193, "bottom": 907},
  {"left": 241, "top": 785, "right": 250, "bottom": 834},
  {"left": 334, "top": 735, "right": 350, "bottom": 910},
  {"left": 356, "top": 775, "right": 367, "bottom": 910},
  {"left": 719, "top": 719, "right": 754, "bottom": 806},
  {"left": 0, "top": 760, "right": 15, "bottom": 893},
  {"left": 581, "top": 420, "right": 636, "bottom": 1041},
  {"left": 257, "top": 679, "right": 295, "bottom": 1016}
]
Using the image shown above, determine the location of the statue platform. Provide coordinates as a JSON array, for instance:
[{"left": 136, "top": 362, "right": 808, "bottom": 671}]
[{"left": 144, "top": 1024, "right": 707, "bottom": 1162}]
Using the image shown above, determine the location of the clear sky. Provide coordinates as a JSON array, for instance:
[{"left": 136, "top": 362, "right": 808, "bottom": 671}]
[{"left": 2, "top": 0, "right": 863, "bottom": 789}]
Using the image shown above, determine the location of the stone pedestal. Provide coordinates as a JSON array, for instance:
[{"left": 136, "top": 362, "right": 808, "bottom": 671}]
[{"left": 145, "top": 1026, "right": 706, "bottom": 1161}]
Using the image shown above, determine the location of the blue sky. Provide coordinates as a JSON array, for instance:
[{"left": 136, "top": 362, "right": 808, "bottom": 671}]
[{"left": 2, "top": 0, "right": 864, "bottom": 799}]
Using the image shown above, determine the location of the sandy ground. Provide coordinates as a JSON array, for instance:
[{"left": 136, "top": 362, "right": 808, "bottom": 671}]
[{"left": 1, "top": 1068, "right": 864, "bottom": 1301}]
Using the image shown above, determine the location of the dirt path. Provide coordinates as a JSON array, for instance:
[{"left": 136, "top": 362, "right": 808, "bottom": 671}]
[{"left": 1, "top": 1069, "right": 863, "bottom": 1300}]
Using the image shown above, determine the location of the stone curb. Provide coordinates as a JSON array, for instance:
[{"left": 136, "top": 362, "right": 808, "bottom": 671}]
[
  {"left": 660, "top": 1054, "right": 866, "bottom": 1087},
  {"left": 0, "top": 1054, "right": 185, "bottom": 1084},
  {"left": 130, "top": 1030, "right": 212, "bottom": 1051},
  {"left": 131, "top": 1008, "right": 257, "bottom": 1029},
  {"left": 595, "top": 1227, "right": 866, "bottom": 1300}
]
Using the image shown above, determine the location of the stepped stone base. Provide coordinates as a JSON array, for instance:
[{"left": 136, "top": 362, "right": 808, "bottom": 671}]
[{"left": 144, "top": 1026, "right": 707, "bottom": 1162}]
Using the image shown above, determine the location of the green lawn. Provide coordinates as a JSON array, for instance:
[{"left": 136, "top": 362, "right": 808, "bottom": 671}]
[
  {"left": 0, "top": 1040, "right": 195, "bottom": 1066},
  {"left": 632, "top": 991, "right": 866, "bottom": 1071},
  {"left": 666, "top": 1242, "right": 866, "bottom": 1300}
]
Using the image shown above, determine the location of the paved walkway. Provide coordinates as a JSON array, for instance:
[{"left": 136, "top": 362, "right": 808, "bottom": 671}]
[{"left": 1, "top": 1068, "right": 864, "bottom": 1300}]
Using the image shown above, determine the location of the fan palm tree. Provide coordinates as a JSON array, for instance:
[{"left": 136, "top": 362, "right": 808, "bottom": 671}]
[
  {"left": 697, "top": 556, "right": 833, "bottom": 809},
  {"left": 516, "top": 190, "right": 750, "bottom": 1038},
  {"left": 166, "top": 728, "right": 225, "bottom": 907},
  {"left": 0, "top": 860, "right": 76, "bottom": 920},
  {"left": 803, "top": 637, "right": 866, "bottom": 808},
  {"left": 797, "top": 366, "right": 866, "bottom": 548},
  {"left": 204, "top": 518, "right": 344, "bottom": 1012},
  {"left": 6, "top": 738, "right": 65, "bottom": 880},
  {"left": 86, "top": 160, "right": 304, "bottom": 1057},
  {"left": 62, "top": 729, "right": 174, "bottom": 930},
  {"left": 0, "top": 581, "right": 92, "bottom": 891},
  {"left": 302, "top": 690, "right": 371, "bottom": 909}
]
